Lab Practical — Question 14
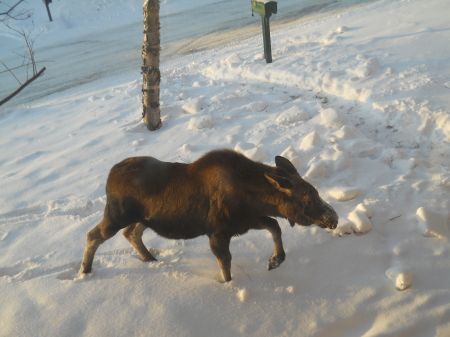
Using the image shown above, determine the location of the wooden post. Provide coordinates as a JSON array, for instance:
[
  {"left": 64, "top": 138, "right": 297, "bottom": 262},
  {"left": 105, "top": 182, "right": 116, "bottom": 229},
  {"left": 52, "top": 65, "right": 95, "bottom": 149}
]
[{"left": 142, "top": 0, "right": 162, "bottom": 131}]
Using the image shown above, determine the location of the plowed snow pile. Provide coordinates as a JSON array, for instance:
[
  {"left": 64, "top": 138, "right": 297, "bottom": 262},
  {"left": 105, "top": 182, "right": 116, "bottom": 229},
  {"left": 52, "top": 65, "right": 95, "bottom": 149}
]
[{"left": 1, "top": 0, "right": 450, "bottom": 336}]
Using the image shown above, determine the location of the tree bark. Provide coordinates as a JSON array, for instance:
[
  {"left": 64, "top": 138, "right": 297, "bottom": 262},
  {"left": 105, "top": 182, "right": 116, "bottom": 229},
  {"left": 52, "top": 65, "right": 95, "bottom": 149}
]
[{"left": 142, "top": 0, "right": 161, "bottom": 131}]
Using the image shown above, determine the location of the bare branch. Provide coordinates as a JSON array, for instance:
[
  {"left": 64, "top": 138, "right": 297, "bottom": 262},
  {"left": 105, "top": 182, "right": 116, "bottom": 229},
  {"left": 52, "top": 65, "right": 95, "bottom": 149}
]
[
  {"left": 12, "top": 51, "right": 29, "bottom": 64},
  {"left": 0, "top": 60, "right": 22, "bottom": 85},
  {"left": 0, "top": 67, "right": 45, "bottom": 106},
  {"left": 1, "top": 1, "right": 45, "bottom": 101},
  {"left": 0, "top": 60, "right": 54, "bottom": 75},
  {"left": 0, "top": 0, "right": 33, "bottom": 23},
  {"left": 3, "top": 22, "right": 42, "bottom": 76},
  {"left": 0, "top": 0, "right": 25, "bottom": 16}
]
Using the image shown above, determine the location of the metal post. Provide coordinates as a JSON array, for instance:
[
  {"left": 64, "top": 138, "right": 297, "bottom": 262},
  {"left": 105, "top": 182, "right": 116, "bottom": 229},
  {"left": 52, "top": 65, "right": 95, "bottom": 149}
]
[
  {"left": 262, "top": 16, "right": 272, "bottom": 63},
  {"left": 251, "top": 0, "right": 277, "bottom": 63},
  {"left": 44, "top": 1, "right": 53, "bottom": 22}
]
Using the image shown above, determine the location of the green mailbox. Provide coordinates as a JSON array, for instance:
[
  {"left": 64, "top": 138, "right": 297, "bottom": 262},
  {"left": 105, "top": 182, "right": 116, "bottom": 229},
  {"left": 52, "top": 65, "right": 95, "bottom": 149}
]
[
  {"left": 251, "top": 1, "right": 277, "bottom": 17},
  {"left": 251, "top": 1, "right": 277, "bottom": 63}
]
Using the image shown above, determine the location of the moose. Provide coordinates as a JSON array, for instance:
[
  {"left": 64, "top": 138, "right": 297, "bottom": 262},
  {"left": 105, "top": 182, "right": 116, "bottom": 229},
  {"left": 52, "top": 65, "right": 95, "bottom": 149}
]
[{"left": 79, "top": 149, "right": 338, "bottom": 282}]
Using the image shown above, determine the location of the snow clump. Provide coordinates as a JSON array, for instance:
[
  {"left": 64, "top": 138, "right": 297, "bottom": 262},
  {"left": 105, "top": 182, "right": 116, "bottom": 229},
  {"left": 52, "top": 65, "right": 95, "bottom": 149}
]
[
  {"left": 336, "top": 26, "right": 349, "bottom": 33},
  {"left": 327, "top": 187, "right": 359, "bottom": 202},
  {"left": 234, "top": 142, "right": 265, "bottom": 161},
  {"left": 300, "top": 131, "right": 322, "bottom": 151},
  {"left": 237, "top": 288, "right": 251, "bottom": 302},
  {"left": 182, "top": 97, "right": 204, "bottom": 114},
  {"left": 280, "top": 146, "right": 298, "bottom": 159},
  {"left": 416, "top": 207, "right": 449, "bottom": 238},
  {"left": 276, "top": 106, "right": 309, "bottom": 124},
  {"left": 316, "top": 109, "right": 345, "bottom": 128},
  {"left": 386, "top": 266, "right": 413, "bottom": 291},
  {"left": 181, "top": 144, "right": 194, "bottom": 153},
  {"left": 187, "top": 116, "right": 215, "bottom": 130},
  {"left": 348, "top": 209, "right": 372, "bottom": 233},
  {"left": 354, "top": 57, "right": 381, "bottom": 78},
  {"left": 244, "top": 101, "right": 268, "bottom": 112}
]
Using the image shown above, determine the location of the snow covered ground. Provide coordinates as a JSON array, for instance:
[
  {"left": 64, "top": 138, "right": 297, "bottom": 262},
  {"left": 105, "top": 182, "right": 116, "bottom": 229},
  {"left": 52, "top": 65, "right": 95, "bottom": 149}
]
[{"left": 1, "top": 0, "right": 450, "bottom": 336}]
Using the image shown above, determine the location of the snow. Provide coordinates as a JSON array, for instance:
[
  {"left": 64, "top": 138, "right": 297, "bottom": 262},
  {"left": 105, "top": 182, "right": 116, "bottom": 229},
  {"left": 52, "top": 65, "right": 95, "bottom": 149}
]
[
  {"left": 234, "top": 142, "right": 266, "bottom": 162},
  {"left": 276, "top": 106, "right": 309, "bottom": 124},
  {"left": 328, "top": 187, "right": 359, "bottom": 202},
  {"left": 299, "top": 131, "right": 322, "bottom": 151},
  {"left": 386, "top": 266, "right": 413, "bottom": 291},
  {"left": 182, "top": 97, "right": 205, "bottom": 114},
  {"left": 348, "top": 208, "right": 373, "bottom": 233},
  {"left": 416, "top": 207, "right": 450, "bottom": 238},
  {"left": 1, "top": 0, "right": 450, "bottom": 336},
  {"left": 237, "top": 288, "right": 251, "bottom": 303},
  {"left": 314, "top": 108, "right": 346, "bottom": 128}
]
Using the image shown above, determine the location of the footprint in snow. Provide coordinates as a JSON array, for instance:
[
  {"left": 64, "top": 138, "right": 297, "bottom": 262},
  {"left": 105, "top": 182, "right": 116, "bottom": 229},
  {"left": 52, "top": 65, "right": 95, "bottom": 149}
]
[
  {"left": 0, "top": 197, "right": 105, "bottom": 220},
  {"left": 0, "top": 258, "right": 81, "bottom": 283}
]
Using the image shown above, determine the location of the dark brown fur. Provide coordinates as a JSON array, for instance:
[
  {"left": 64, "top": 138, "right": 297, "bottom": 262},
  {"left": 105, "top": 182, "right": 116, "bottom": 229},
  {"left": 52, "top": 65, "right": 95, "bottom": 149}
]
[{"left": 79, "top": 149, "right": 338, "bottom": 281}]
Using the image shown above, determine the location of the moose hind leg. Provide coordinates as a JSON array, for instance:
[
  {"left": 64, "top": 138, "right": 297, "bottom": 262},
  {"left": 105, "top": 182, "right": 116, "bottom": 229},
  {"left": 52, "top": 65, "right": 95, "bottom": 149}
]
[
  {"left": 79, "top": 217, "right": 121, "bottom": 275},
  {"left": 209, "top": 233, "right": 232, "bottom": 282},
  {"left": 257, "top": 217, "right": 286, "bottom": 270},
  {"left": 123, "top": 222, "right": 156, "bottom": 262}
]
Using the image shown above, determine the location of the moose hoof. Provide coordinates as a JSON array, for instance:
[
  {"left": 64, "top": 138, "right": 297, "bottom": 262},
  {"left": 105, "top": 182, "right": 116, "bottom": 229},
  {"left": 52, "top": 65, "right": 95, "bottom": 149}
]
[
  {"left": 223, "top": 273, "right": 232, "bottom": 282},
  {"left": 78, "top": 268, "right": 91, "bottom": 277},
  {"left": 142, "top": 256, "right": 157, "bottom": 262},
  {"left": 79, "top": 264, "right": 92, "bottom": 275},
  {"left": 267, "top": 254, "right": 285, "bottom": 271},
  {"left": 216, "top": 277, "right": 232, "bottom": 284}
]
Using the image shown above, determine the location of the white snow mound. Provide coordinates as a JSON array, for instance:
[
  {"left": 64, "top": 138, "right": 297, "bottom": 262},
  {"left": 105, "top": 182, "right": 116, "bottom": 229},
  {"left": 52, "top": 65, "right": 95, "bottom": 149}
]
[
  {"left": 182, "top": 98, "right": 204, "bottom": 114},
  {"left": 187, "top": 116, "right": 215, "bottom": 130},
  {"left": 181, "top": 144, "right": 194, "bottom": 153},
  {"left": 336, "top": 26, "right": 349, "bottom": 33},
  {"left": 328, "top": 187, "right": 359, "bottom": 202},
  {"left": 416, "top": 207, "right": 449, "bottom": 238},
  {"left": 348, "top": 209, "right": 372, "bottom": 233},
  {"left": 304, "top": 162, "right": 327, "bottom": 179},
  {"left": 280, "top": 146, "right": 298, "bottom": 159},
  {"left": 317, "top": 109, "right": 345, "bottom": 128},
  {"left": 386, "top": 266, "right": 413, "bottom": 291},
  {"left": 356, "top": 203, "right": 373, "bottom": 219},
  {"left": 234, "top": 142, "right": 265, "bottom": 161},
  {"left": 244, "top": 101, "right": 268, "bottom": 112},
  {"left": 300, "top": 131, "right": 322, "bottom": 151},
  {"left": 276, "top": 106, "right": 309, "bottom": 124},
  {"left": 237, "top": 288, "right": 251, "bottom": 302}
]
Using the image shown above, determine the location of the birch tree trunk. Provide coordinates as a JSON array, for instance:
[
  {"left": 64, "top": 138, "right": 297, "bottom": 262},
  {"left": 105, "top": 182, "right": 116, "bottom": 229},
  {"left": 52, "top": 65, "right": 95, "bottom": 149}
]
[{"left": 142, "top": 0, "right": 162, "bottom": 131}]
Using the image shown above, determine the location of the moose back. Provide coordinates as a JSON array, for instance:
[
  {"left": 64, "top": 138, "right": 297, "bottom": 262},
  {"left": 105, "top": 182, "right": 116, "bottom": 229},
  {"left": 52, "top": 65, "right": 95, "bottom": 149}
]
[{"left": 79, "top": 149, "right": 338, "bottom": 282}]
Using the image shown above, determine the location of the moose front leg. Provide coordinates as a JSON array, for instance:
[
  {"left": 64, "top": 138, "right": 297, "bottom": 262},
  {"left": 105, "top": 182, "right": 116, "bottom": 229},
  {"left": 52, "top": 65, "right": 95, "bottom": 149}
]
[
  {"left": 256, "top": 216, "right": 286, "bottom": 270},
  {"left": 209, "top": 232, "right": 232, "bottom": 282}
]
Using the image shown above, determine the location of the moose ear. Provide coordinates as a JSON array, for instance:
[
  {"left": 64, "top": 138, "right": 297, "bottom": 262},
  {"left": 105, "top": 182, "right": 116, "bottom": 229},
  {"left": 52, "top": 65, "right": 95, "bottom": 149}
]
[
  {"left": 264, "top": 172, "right": 294, "bottom": 195},
  {"left": 275, "top": 156, "right": 298, "bottom": 175}
]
